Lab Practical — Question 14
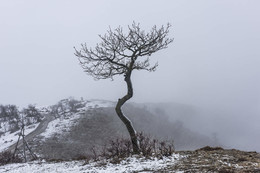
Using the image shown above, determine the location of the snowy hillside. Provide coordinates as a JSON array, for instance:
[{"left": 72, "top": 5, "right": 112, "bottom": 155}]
[
  {"left": 39, "top": 99, "right": 115, "bottom": 139},
  {"left": 0, "top": 98, "right": 260, "bottom": 172},
  {"left": 0, "top": 123, "right": 39, "bottom": 152},
  {"left": 0, "top": 98, "right": 221, "bottom": 160},
  {"left": 0, "top": 98, "right": 115, "bottom": 153},
  {"left": 0, "top": 98, "right": 217, "bottom": 156}
]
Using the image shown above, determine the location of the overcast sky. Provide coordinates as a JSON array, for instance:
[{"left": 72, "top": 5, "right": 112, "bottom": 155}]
[{"left": 1, "top": 1, "right": 260, "bottom": 150}]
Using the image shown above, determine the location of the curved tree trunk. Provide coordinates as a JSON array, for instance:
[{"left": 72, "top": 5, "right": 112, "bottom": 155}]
[{"left": 115, "top": 72, "right": 140, "bottom": 154}]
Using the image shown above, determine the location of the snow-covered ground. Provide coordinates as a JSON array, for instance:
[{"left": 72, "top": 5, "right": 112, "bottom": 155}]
[
  {"left": 0, "top": 154, "right": 183, "bottom": 173},
  {"left": 0, "top": 123, "right": 40, "bottom": 152}
]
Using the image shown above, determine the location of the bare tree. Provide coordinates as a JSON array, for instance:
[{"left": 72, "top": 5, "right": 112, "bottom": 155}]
[{"left": 74, "top": 22, "right": 173, "bottom": 154}]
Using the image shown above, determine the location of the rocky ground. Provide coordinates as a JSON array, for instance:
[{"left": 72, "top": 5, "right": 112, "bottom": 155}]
[{"left": 159, "top": 146, "right": 260, "bottom": 173}]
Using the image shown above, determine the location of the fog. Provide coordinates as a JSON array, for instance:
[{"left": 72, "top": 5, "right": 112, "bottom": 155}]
[{"left": 0, "top": 1, "right": 259, "bottom": 151}]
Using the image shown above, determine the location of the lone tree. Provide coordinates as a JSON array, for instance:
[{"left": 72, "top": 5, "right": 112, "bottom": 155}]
[{"left": 74, "top": 22, "right": 173, "bottom": 154}]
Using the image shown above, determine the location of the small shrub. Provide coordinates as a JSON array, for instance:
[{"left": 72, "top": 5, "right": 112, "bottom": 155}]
[
  {"left": 137, "top": 132, "right": 174, "bottom": 157},
  {"left": 0, "top": 151, "right": 23, "bottom": 165},
  {"left": 138, "top": 132, "right": 154, "bottom": 157},
  {"left": 90, "top": 132, "right": 175, "bottom": 162},
  {"left": 158, "top": 141, "right": 174, "bottom": 157},
  {"left": 90, "top": 146, "right": 98, "bottom": 161},
  {"left": 107, "top": 138, "right": 132, "bottom": 158}
]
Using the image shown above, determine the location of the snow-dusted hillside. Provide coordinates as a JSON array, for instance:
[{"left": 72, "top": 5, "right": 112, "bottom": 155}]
[
  {"left": 0, "top": 123, "right": 39, "bottom": 152},
  {"left": 0, "top": 99, "right": 115, "bottom": 153},
  {"left": 1, "top": 98, "right": 260, "bottom": 172},
  {"left": 0, "top": 98, "right": 217, "bottom": 154},
  {"left": 39, "top": 99, "right": 115, "bottom": 139}
]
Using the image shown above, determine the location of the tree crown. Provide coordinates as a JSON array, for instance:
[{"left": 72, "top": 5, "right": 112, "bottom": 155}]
[{"left": 74, "top": 22, "right": 173, "bottom": 80}]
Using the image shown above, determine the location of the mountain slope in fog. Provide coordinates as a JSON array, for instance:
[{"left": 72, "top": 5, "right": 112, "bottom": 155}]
[{"left": 36, "top": 100, "right": 217, "bottom": 160}]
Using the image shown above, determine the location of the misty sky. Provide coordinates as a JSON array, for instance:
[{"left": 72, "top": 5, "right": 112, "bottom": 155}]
[{"left": 1, "top": 1, "right": 260, "bottom": 150}]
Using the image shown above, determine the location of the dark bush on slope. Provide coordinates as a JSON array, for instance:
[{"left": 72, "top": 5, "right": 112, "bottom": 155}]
[
  {"left": 0, "top": 151, "right": 23, "bottom": 165},
  {"left": 93, "top": 132, "right": 174, "bottom": 161}
]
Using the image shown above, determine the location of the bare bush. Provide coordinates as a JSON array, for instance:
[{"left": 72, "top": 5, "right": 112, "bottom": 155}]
[
  {"left": 0, "top": 151, "right": 23, "bottom": 165},
  {"left": 138, "top": 132, "right": 155, "bottom": 157},
  {"left": 106, "top": 138, "right": 132, "bottom": 159},
  {"left": 91, "top": 132, "right": 175, "bottom": 161},
  {"left": 158, "top": 140, "right": 175, "bottom": 157}
]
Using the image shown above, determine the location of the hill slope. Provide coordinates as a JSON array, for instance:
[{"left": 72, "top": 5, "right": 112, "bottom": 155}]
[
  {"left": 0, "top": 98, "right": 259, "bottom": 172},
  {"left": 31, "top": 100, "right": 217, "bottom": 160}
]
